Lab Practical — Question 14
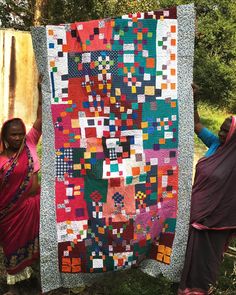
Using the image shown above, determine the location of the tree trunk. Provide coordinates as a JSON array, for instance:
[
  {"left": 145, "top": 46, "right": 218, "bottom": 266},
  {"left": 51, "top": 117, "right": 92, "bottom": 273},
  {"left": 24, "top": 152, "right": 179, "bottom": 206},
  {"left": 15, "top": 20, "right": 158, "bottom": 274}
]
[{"left": 34, "top": 0, "right": 47, "bottom": 26}]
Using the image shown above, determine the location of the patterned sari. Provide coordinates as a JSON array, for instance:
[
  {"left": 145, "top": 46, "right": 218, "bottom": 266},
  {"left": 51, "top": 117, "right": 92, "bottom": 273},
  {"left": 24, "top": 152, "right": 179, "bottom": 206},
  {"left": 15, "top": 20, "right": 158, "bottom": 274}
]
[{"left": 0, "top": 142, "right": 40, "bottom": 278}]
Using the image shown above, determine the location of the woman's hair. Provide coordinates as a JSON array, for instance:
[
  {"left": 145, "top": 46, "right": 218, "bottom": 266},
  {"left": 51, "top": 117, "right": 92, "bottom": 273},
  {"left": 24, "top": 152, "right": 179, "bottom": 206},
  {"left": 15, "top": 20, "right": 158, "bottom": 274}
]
[
  {"left": 227, "top": 116, "right": 232, "bottom": 123},
  {"left": 0, "top": 118, "right": 26, "bottom": 151},
  {"left": 226, "top": 115, "right": 236, "bottom": 144}
]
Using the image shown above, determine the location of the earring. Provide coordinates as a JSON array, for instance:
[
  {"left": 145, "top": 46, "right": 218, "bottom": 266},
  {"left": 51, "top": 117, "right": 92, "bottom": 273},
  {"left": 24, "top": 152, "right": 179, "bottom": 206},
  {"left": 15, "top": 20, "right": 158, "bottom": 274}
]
[{"left": 4, "top": 141, "right": 9, "bottom": 149}]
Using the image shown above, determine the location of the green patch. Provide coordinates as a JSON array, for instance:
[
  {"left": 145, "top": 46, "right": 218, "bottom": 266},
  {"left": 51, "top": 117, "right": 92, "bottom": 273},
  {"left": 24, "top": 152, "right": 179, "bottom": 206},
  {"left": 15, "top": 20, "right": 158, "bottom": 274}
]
[{"left": 84, "top": 175, "right": 108, "bottom": 202}]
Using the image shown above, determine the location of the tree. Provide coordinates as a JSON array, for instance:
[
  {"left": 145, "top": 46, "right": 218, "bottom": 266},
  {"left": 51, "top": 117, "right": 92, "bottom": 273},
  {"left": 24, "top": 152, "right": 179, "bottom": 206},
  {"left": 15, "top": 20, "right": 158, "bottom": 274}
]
[
  {"left": 0, "top": 0, "right": 35, "bottom": 29},
  {"left": 34, "top": 0, "right": 47, "bottom": 26},
  {"left": 193, "top": 0, "right": 236, "bottom": 111}
]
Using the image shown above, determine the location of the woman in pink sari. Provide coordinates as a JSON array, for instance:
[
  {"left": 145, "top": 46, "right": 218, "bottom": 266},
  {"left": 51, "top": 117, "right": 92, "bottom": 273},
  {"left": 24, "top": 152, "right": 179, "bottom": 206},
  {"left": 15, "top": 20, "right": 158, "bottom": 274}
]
[
  {"left": 0, "top": 81, "right": 42, "bottom": 295},
  {"left": 178, "top": 85, "right": 236, "bottom": 295}
]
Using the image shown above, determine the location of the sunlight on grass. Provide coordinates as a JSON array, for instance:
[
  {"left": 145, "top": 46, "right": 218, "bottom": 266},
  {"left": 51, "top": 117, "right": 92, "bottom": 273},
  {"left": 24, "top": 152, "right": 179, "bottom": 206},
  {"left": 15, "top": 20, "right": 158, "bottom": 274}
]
[{"left": 198, "top": 102, "right": 230, "bottom": 133}]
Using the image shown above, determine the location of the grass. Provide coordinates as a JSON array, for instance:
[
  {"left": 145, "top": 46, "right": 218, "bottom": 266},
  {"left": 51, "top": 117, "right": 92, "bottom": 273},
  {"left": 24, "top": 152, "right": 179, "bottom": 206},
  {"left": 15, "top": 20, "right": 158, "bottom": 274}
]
[{"left": 197, "top": 102, "right": 230, "bottom": 133}]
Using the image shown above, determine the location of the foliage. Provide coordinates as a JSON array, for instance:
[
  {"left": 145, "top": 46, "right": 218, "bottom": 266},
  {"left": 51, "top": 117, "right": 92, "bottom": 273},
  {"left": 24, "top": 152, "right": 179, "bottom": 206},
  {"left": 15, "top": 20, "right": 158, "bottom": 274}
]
[
  {"left": 111, "top": 0, "right": 159, "bottom": 17},
  {"left": 0, "top": 0, "right": 36, "bottom": 29},
  {"left": 42, "top": 0, "right": 94, "bottom": 25},
  {"left": 193, "top": 0, "right": 236, "bottom": 112}
]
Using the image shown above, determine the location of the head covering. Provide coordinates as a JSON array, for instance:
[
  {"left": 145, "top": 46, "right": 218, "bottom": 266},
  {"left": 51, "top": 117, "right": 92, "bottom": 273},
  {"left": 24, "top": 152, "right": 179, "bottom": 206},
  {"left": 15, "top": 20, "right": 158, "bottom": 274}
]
[
  {"left": 226, "top": 115, "right": 236, "bottom": 143},
  {"left": 0, "top": 118, "right": 26, "bottom": 152}
]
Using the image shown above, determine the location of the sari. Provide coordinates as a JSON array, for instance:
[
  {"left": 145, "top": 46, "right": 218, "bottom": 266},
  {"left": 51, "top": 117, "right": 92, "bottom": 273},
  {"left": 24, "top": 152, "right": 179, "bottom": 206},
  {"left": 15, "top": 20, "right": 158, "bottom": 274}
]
[
  {"left": 178, "top": 117, "right": 236, "bottom": 295},
  {"left": 0, "top": 138, "right": 40, "bottom": 281}
]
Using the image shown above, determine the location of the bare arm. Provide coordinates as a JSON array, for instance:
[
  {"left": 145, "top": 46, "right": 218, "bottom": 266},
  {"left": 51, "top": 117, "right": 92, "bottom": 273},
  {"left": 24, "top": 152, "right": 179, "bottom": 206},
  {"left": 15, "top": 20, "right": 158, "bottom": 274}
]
[
  {"left": 192, "top": 83, "right": 203, "bottom": 135},
  {"left": 33, "top": 75, "right": 42, "bottom": 132}
]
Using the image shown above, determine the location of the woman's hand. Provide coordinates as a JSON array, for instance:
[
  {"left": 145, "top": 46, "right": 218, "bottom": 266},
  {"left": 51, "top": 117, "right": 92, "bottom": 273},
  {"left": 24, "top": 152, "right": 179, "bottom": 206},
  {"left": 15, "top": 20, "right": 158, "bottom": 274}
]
[
  {"left": 33, "top": 74, "right": 43, "bottom": 132},
  {"left": 192, "top": 83, "right": 199, "bottom": 97},
  {"left": 37, "top": 74, "right": 43, "bottom": 105},
  {"left": 192, "top": 82, "right": 203, "bottom": 134}
]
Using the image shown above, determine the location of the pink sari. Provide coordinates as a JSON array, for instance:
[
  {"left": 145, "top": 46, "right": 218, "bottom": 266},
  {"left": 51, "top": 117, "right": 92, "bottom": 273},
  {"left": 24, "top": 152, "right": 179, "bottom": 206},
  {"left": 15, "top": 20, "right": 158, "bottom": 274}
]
[{"left": 0, "top": 143, "right": 40, "bottom": 275}]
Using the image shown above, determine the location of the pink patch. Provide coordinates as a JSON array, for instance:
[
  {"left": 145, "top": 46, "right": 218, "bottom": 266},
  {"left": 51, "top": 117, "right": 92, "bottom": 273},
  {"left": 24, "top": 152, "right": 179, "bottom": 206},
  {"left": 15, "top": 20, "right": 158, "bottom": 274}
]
[{"left": 55, "top": 177, "right": 88, "bottom": 222}]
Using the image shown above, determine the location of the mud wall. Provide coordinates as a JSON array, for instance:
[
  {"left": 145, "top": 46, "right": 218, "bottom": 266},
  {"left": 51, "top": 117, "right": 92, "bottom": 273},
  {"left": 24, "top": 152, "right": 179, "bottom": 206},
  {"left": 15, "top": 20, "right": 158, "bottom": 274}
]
[{"left": 0, "top": 29, "right": 39, "bottom": 128}]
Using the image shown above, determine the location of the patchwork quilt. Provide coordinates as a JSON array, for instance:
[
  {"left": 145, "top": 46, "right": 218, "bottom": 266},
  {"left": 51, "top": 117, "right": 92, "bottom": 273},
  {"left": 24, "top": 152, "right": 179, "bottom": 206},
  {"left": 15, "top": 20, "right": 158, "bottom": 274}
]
[{"left": 32, "top": 4, "right": 195, "bottom": 292}]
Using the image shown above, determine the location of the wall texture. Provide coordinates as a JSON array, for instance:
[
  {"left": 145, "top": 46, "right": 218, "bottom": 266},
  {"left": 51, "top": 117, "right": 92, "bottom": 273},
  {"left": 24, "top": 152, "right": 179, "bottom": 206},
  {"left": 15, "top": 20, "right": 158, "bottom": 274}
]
[{"left": 0, "top": 29, "right": 38, "bottom": 128}]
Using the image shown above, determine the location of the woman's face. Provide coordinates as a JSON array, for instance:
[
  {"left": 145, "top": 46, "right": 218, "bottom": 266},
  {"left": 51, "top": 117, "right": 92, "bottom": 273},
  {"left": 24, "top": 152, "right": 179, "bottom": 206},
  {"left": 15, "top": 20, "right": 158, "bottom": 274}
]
[
  {"left": 218, "top": 117, "right": 232, "bottom": 145},
  {"left": 5, "top": 122, "right": 25, "bottom": 151}
]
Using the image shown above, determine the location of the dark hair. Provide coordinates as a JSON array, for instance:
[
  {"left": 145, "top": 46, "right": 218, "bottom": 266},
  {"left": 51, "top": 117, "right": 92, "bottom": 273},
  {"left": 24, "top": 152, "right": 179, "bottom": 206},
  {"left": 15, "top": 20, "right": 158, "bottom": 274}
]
[
  {"left": 226, "top": 116, "right": 232, "bottom": 123},
  {"left": 0, "top": 118, "right": 26, "bottom": 150}
]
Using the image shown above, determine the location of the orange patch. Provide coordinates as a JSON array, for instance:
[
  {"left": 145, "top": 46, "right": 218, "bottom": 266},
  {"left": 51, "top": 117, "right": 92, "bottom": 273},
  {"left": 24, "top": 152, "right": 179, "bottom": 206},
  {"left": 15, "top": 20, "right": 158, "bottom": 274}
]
[
  {"left": 127, "top": 119, "right": 133, "bottom": 126},
  {"left": 170, "top": 54, "right": 176, "bottom": 61},
  {"left": 171, "top": 101, "right": 176, "bottom": 108},
  {"left": 170, "top": 68, "right": 176, "bottom": 76},
  {"left": 144, "top": 165, "right": 151, "bottom": 172},
  {"left": 132, "top": 167, "right": 140, "bottom": 176},
  {"left": 171, "top": 83, "right": 176, "bottom": 90},
  {"left": 137, "top": 43, "right": 143, "bottom": 51},
  {"left": 130, "top": 66, "right": 135, "bottom": 73},
  {"left": 146, "top": 58, "right": 155, "bottom": 68},
  {"left": 50, "top": 61, "right": 55, "bottom": 67},
  {"left": 62, "top": 44, "right": 68, "bottom": 52},
  {"left": 159, "top": 138, "right": 166, "bottom": 144},
  {"left": 171, "top": 25, "right": 176, "bottom": 33},
  {"left": 161, "top": 83, "right": 167, "bottom": 90},
  {"left": 171, "top": 39, "right": 176, "bottom": 46}
]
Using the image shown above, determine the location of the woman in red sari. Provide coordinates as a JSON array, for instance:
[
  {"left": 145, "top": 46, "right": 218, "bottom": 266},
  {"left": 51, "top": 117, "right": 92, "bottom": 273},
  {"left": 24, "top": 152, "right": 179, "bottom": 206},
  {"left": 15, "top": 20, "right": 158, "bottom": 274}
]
[
  {"left": 178, "top": 86, "right": 236, "bottom": 295},
  {"left": 0, "top": 81, "right": 42, "bottom": 295}
]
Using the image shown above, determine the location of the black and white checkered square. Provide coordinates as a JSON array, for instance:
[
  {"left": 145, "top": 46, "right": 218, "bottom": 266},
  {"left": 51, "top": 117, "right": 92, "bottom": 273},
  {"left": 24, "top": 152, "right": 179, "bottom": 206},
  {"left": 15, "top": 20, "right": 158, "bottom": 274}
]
[
  {"left": 56, "top": 148, "right": 73, "bottom": 178},
  {"left": 109, "top": 148, "right": 117, "bottom": 160}
]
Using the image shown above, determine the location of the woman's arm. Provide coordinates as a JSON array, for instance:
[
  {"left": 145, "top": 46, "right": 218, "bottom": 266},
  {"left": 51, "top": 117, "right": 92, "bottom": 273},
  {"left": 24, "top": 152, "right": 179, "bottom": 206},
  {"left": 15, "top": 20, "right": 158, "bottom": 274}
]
[
  {"left": 192, "top": 83, "right": 203, "bottom": 135},
  {"left": 33, "top": 75, "right": 42, "bottom": 132}
]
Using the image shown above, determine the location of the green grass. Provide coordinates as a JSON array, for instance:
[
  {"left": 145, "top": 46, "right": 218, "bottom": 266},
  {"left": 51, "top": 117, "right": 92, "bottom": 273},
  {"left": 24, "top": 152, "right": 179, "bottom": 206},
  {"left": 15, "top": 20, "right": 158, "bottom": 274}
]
[
  {"left": 86, "top": 269, "right": 179, "bottom": 295},
  {"left": 198, "top": 102, "right": 230, "bottom": 133}
]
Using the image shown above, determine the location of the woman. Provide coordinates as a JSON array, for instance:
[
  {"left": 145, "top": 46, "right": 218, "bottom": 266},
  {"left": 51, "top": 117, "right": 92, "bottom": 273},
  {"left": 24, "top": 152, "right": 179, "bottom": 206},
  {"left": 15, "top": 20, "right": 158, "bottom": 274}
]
[
  {"left": 0, "top": 80, "right": 42, "bottom": 295},
  {"left": 178, "top": 86, "right": 236, "bottom": 294}
]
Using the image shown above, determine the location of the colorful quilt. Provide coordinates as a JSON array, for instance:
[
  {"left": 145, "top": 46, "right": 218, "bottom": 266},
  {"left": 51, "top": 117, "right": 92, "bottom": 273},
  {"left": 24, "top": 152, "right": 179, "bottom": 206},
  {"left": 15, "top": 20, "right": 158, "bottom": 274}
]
[{"left": 32, "top": 4, "right": 195, "bottom": 292}]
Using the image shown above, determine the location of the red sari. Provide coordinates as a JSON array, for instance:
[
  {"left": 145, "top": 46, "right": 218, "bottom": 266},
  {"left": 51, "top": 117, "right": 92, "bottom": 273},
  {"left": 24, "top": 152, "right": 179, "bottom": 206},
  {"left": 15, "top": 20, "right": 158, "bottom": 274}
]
[{"left": 0, "top": 143, "right": 40, "bottom": 275}]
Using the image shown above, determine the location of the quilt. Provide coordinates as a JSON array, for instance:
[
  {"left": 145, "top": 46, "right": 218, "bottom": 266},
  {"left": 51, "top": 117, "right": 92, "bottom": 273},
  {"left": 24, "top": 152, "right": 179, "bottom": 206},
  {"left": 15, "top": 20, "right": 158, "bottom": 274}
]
[{"left": 32, "top": 4, "right": 195, "bottom": 292}]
